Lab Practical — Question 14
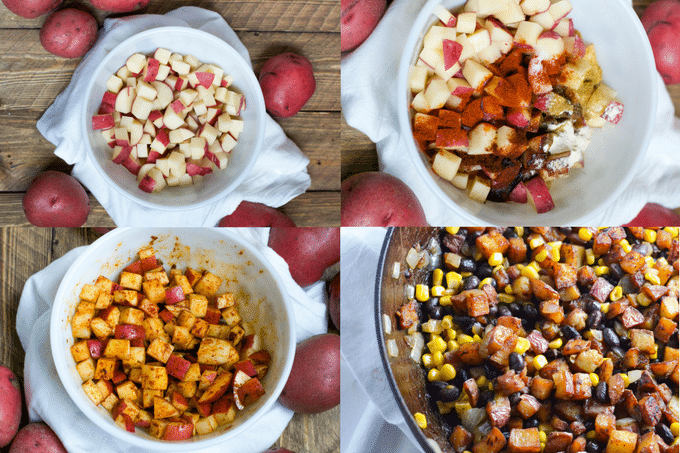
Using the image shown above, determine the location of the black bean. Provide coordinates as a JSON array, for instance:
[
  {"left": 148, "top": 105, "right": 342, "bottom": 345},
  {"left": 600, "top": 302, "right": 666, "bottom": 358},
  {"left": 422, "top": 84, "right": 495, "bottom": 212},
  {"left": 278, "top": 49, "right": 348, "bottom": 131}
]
[
  {"left": 453, "top": 368, "right": 469, "bottom": 387},
  {"left": 544, "top": 348, "right": 560, "bottom": 361},
  {"left": 488, "top": 305, "right": 498, "bottom": 316},
  {"left": 509, "top": 352, "right": 524, "bottom": 373},
  {"left": 509, "top": 392, "right": 521, "bottom": 406},
  {"left": 476, "top": 262, "right": 493, "bottom": 279},
  {"left": 584, "top": 420, "right": 595, "bottom": 432},
  {"left": 429, "top": 305, "right": 444, "bottom": 320},
  {"left": 585, "top": 299, "right": 600, "bottom": 314},
  {"left": 498, "top": 306, "right": 512, "bottom": 317},
  {"left": 595, "top": 381, "right": 608, "bottom": 403},
  {"left": 458, "top": 257, "right": 476, "bottom": 273},
  {"left": 561, "top": 325, "right": 580, "bottom": 340},
  {"left": 478, "top": 390, "right": 494, "bottom": 407},
  {"left": 603, "top": 328, "right": 620, "bottom": 348},
  {"left": 609, "top": 263, "right": 624, "bottom": 280},
  {"left": 586, "top": 441, "right": 600, "bottom": 453},
  {"left": 426, "top": 380, "right": 447, "bottom": 395},
  {"left": 503, "top": 228, "right": 518, "bottom": 239},
  {"left": 502, "top": 431, "right": 511, "bottom": 442},
  {"left": 524, "top": 418, "right": 539, "bottom": 429},
  {"left": 657, "top": 424, "right": 674, "bottom": 445},
  {"left": 439, "top": 385, "right": 460, "bottom": 402},
  {"left": 509, "top": 303, "right": 521, "bottom": 316},
  {"left": 586, "top": 310, "right": 603, "bottom": 329},
  {"left": 522, "top": 304, "right": 539, "bottom": 320},
  {"left": 463, "top": 275, "right": 481, "bottom": 291}
]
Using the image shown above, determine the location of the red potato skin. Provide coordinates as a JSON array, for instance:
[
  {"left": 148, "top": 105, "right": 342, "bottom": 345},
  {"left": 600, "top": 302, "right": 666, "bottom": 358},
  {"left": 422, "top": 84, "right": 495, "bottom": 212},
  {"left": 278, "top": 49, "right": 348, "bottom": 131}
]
[
  {"left": 217, "top": 201, "right": 296, "bottom": 227},
  {"left": 341, "top": 171, "right": 428, "bottom": 227},
  {"left": 0, "top": 366, "right": 21, "bottom": 448},
  {"left": 268, "top": 227, "right": 340, "bottom": 287},
  {"left": 1, "top": 0, "right": 63, "bottom": 19},
  {"left": 259, "top": 53, "right": 316, "bottom": 118},
  {"left": 278, "top": 334, "right": 340, "bottom": 414},
  {"left": 89, "top": 0, "right": 150, "bottom": 13},
  {"left": 40, "top": 9, "right": 98, "bottom": 59},
  {"left": 341, "top": 0, "right": 387, "bottom": 52},
  {"left": 22, "top": 171, "right": 90, "bottom": 227},
  {"left": 327, "top": 273, "right": 340, "bottom": 330},
  {"left": 642, "top": 0, "right": 680, "bottom": 84},
  {"left": 623, "top": 202, "right": 680, "bottom": 227},
  {"left": 8, "top": 423, "right": 67, "bottom": 453}
]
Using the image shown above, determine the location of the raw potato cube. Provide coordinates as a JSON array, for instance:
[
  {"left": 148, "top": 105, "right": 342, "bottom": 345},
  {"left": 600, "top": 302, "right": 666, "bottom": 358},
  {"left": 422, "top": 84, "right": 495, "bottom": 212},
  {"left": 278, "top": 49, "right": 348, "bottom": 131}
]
[
  {"left": 605, "top": 430, "right": 638, "bottom": 453},
  {"left": 71, "top": 340, "right": 91, "bottom": 363},
  {"left": 194, "top": 272, "right": 222, "bottom": 296},
  {"left": 197, "top": 338, "right": 239, "bottom": 366},
  {"left": 76, "top": 358, "right": 96, "bottom": 381},
  {"left": 80, "top": 284, "right": 100, "bottom": 302},
  {"left": 82, "top": 379, "right": 104, "bottom": 405}
]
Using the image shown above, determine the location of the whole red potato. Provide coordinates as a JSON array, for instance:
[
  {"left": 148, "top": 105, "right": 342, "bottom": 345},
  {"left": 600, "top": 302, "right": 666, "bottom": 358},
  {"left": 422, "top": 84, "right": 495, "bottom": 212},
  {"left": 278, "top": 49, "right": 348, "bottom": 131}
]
[
  {"left": 1, "top": 0, "right": 62, "bottom": 18},
  {"left": 268, "top": 227, "right": 340, "bottom": 287},
  {"left": 641, "top": 0, "right": 680, "bottom": 84},
  {"left": 217, "top": 201, "right": 296, "bottom": 227},
  {"left": 89, "top": 0, "right": 150, "bottom": 13},
  {"left": 327, "top": 273, "right": 340, "bottom": 330},
  {"left": 259, "top": 53, "right": 316, "bottom": 118},
  {"left": 341, "top": 171, "right": 428, "bottom": 226},
  {"left": 23, "top": 171, "right": 90, "bottom": 227},
  {"left": 278, "top": 334, "right": 340, "bottom": 413},
  {"left": 9, "top": 423, "right": 66, "bottom": 453},
  {"left": 0, "top": 366, "right": 22, "bottom": 447},
  {"left": 341, "top": 0, "right": 387, "bottom": 52},
  {"left": 40, "top": 9, "right": 98, "bottom": 58},
  {"left": 623, "top": 202, "right": 680, "bottom": 227}
]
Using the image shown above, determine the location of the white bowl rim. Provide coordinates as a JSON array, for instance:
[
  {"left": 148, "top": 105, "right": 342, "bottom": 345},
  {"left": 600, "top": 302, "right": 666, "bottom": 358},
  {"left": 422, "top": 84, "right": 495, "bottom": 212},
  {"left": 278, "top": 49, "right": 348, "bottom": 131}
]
[
  {"left": 81, "top": 26, "right": 267, "bottom": 211},
  {"left": 397, "top": 0, "right": 658, "bottom": 226},
  {"left": 49, "top": 227, "right": 296, "bottom": 450}
]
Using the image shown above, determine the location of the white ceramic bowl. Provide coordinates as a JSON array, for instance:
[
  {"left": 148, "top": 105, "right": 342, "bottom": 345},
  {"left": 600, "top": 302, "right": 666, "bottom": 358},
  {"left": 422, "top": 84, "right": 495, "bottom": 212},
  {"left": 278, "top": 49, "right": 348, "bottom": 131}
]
[
  {"left": 398, "top": 0, "right": 657, "bottom": 225},
  {"left": 82, "top": 27, "right": 266, "bottom": 210},
  {"left": 50, "top": 228, "right": 295, "bottom": 450}
]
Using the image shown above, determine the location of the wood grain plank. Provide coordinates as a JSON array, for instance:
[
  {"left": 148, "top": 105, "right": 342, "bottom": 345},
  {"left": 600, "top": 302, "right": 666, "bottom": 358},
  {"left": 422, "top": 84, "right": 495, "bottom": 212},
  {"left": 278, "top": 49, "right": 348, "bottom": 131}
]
[
  {"left": 0, "top": 0, "right": 341, "bottom": 33},
  {"left": 0, "top": 191, "right": 340, "bottom": 226},
  {"left": 0, "top": 30, "right": 339, "bottom": 113},
  {"left": 275, "top": 409, "right": 341, "bottom": 452},
  {"left": 0, "top": 111, "right": 339, "bottom": 191}
]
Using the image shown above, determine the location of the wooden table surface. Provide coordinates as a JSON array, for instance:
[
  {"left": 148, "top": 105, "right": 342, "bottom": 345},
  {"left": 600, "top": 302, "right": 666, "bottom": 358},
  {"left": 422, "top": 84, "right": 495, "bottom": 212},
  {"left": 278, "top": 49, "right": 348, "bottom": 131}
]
[
  {"left": 0, "top": 227, "right": 340, "bottom": 453},
  {"left": 0, "top": 0, "right": 340, "bottom": 227},
  {"left": 342, "top": 0, "right": 680, "bottom": 217}
]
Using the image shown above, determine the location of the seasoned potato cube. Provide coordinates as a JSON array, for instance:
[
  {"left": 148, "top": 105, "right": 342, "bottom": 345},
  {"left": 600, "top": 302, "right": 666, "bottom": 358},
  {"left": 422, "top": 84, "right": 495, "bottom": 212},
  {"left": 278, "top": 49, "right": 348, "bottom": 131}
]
[
  {"left": 114, "top": 289, "right": 139, "bottom": 306},
  {"left": 143, "top": 279, "right": 166, "bottom": 304},
  {"left": 508, "top": 428, "right": 541, "bottom": 453},
  {"left": 90, "top": 317, "right": 113, "bottom": 340},
  {"left": 79, "top": 284, "right": 100, "bottom": 303},
  {"left": 197, "top": 338, "right": 239, "bottom": 366},
  {"left": 173, "top": 274, "right": 193, "bottom": 296},
  {"left": 153, "top": 396, "right": 180, "bottom": 419},
  {"left": 95, "top": 292, "right": 113, "bottom": 310},
  {"left": 172, "top": 325, "right": 194, "bottom": 349},
  {"left": 119, "top": 271, "right": 143, "bottom": 291},
  {"left": 147, "top": 338, "right": 174, "bottom": 363},
  {"left": 629, "top": 329, "right": 655, "bottom": 354},
  {"left": 123, "top": 346, "right": 146, "bottom": 369},
  {"left": 228, "top": 325, "right": 245, "bottom": 345},
  {"left": 149, "top": 419, "right": 168, "bottom": 439},
  {"left": 605, "top": 430, "right": 638, "bottom": 453},
  {"left": 138, "top": 298, "right": 159, "bottom": 318},
  {"left": 142, "top": 388, "right": 164, "bottom": 408},
  {"left": 195, "top": 415, "right": 218, "bottom": 435},
  {"left": 194, "top": 272, "right": 222, "bottom": 296},
  {"left": 176, "top": 381, "right": 198, "bottom": 398},
  {"left": 76, "top": 358, "right": 96, "bottom": 381},
  {"left": 99, "top": 305, "right": 121, "bottom": 328},
  {"left": 95, "top": 379, "right": 113, "bottom": 399},
  {"left": 114, "top": 398, "right": 140, "bottom": 421},
  {"left": 143, "top": 317, "right": 166, "bottom": 341},
  {"left": 221, "top": 306, "right": 242, "bottom": 327},
  {"left": 142, "top": 364, "right": 169, "bottom": 390},
  {"left": 71, "top": 310, "right": 94, "bottom": 339},
  {"left": 119, "top": 307, "right": 145, "bottom": 326},
  {"left": 206, "top": 324, "right": 230, "bottom": 339},
  {"left": 184, "top": 268, "right": 202, "bottom": 286},
  {"left": 82, "top": 379, "right": 104, "bottom": 405},
  {"left": 144, "top": 269, "right": 170, "bottom": 285},
  {"left": 94, "top": 275, "right": 115, "bottom": 294},
  {"left": 101, "top": 392, "right": 119, "bottom": 411},
  {"left": 595, "top": 413, "right": 615, "bottom": 441},
  {"left": 176, "top": 310, "right": 197, "bottom": 329},
  {"left": 188, "top": 294, "right": 209, "bottom": 318},
  {"left": 116, "top": 380, "right": 140, "bottom": 402},
  {"left": 104, "top": 339, "right": 130, "bottom": 360},
  {"left": 215, "top": 293, "right": 235, "bottom": 309},
  {"left": 183, "top": 363, "right": 201, "bottom": 382},
  {"left": 94, "top": 357, "right": 117, "bottom": 380},
  {"left": 191, "top": 319, "right": 210, "bottom": 338},
  {"left": 71, "top": 340, "right": 91, "bottom": 362}
]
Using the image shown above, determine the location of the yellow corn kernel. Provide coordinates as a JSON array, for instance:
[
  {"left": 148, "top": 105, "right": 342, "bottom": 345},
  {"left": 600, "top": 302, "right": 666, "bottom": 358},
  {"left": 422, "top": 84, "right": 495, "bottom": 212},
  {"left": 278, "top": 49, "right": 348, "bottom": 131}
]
[
  {"left": 521, "top": 265, "right": 540, "bottom": 280},
  {"left": 600, "top": 303, "right": 610, "bottom": 314},
  {"left": 670, "top": 422, "right": 679, "bottom": 437},
  {"left": 586, "top": 431, "right": 596, "bottom": 440},
  {"left": 620, "top": 239, "right": 632, "bottom": 253},
  {"left": 439, "top": 364, "right": 456, "bottom": 381},
  {"left": 549, "top": 338, "right": 563, "bottom": 349},
  {"left": 431, "top": 285, "right": 446, "bottom": 297},
  {"left": 579, "top": 228, "right": 593, "bottom": 241},
  {"left": 476, "top": 376, "right": 488, "bottom": 388},
  {"left": 594, "top": 266, "right": 609, "bottom": 276},
  {"left": 535, "top": 248, "right": 548, "bottom": 263},
  {"left": 440, "top": 295, "right": 452, "bottom": 306},
  {"left": 548, "top": 242, "right": 562, "bottom": 261},
  {"left": 454, "top": 401, "right": 472, "bottom": 416},
  {"left": 428, "top": 336, "right": 447, "bottom": 354},
  {"left": 432, "top": 351, "right": 444, "bottom": 367},
  {"left": 488, "top": 382, "right": 493, "bottom": 391},
  {"left": 643, "top": 228, "right": 657, "bottom": 244},
  {"left": 515, "top": 227, "right": 524, "bottom": 237},
  {"left": 458, "top": 334, "right": 474, "bottom": 345},
  {"left": 504, "top": 285, "right": 514, "bottom": 295},
  {"left": 533, "top": 354, "right": 548, "bottom": 370},
  {"left": 637, "top": 292, "right": 653, "bottom": 307},
  {"left": 433, "top": 268, "right": 444, "bottom": 287},
  {"left": 414, "top": 412, "right": 427, "bottom": 429},
  {"left": 473, "top": 334, "right": 482, "bottom": 343},
  {"left": 445, "top": 227, "right": 460, "bottom": 235},
  {"left": 586, "top": 249, "right": 595, "bottom": 265},
  {"left": 422, "top": 353, "right": 433, "bottom": 368},
  {"left": 446, "top": 272, "right": 462, "bottom": 290},
  {"left": 597, "top": 258, "right": 606, "bottom": 266},
  {"left": 446, "top": 328, "right": 457, "bottom": 341},
  {"left": 516, "top": 263, "right": 525, "bottom": 271},
  {"left": 515, "top": 337, "right": 531, "bottom": 354},
  {"left": 479, "top": 277, "right": 495, "bottom": 289},
  {"left": 650, "top": 344, "right": 658, "bottom": 360},
  {"left": 416, "top": 284, "right": 430, "bottom": 302},
  {"left": 488, "top": 252, "right": 504, "bottom": 267},
  {"left": 621, "top": 373, "right": 630, "bottom": 388},
  {"left": 664, "top": 227, "right": 678, "bottom": 238},
  {"left": 447, "top": 340, "right": 459, "bottom": 351},
  {"left": 428, "top": 368, "right": 441, "bottom": 381},
  {"left": 539, "top": 423, "right": 553, "bottom": 435},
  {"left": 461, "top": 271, "right": 472, "bottom": 278},
  {"left": 442, "top": 316, "right": 453, "bottom": 330},
  {"left": 529, "top": 237, "right": 545, "bottom": 249},
  {"left": 589, "top": 373, "right": 599, "bottom": 386},
  {"left": 609, "top": 286, "right": 623, "bottom": 302},
  {"left": 499, "top": 293, "right": 515, "bottom": 304},
  {"left": 539, "top": 431, "right": 547, "bottom": 443},
  {"left": 644, "top": 270, "right": 661, "bottom": 286}
]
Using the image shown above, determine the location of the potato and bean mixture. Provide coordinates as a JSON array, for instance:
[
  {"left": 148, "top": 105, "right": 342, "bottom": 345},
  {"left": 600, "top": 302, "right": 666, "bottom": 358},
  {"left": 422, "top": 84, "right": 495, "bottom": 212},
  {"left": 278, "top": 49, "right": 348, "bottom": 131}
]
[
  {"left": 69, "top": 246, "right": 271, "bottom": 440},
  {"left": 392, "top": 227, "right": 678, "bottom": 453}
]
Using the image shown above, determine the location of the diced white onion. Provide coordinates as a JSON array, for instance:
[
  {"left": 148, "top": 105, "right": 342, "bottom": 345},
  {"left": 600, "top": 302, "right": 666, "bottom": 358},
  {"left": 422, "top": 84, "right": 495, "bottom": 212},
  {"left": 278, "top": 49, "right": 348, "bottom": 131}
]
[
  {"left": 382, "top": 314, "right": 392, "bottom": 335},
  {"left": 386, "top": 339, "right": 399, "bottom": 358},
  {"left": 406, "top": 248, "right": 419, "bottom": 269},
  {"left": 392, "top": 262, "right": 401, "bottom": 279}
]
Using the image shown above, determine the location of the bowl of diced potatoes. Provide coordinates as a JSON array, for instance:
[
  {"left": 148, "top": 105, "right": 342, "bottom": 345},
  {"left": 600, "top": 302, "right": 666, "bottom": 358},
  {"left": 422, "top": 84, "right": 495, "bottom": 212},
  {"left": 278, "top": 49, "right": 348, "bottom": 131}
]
[
  {"left": 83, "top": 26, "right": 266, "bottom": 211},
  {"left": 50, "top": 228, "right": 295, "bottom": 449}
]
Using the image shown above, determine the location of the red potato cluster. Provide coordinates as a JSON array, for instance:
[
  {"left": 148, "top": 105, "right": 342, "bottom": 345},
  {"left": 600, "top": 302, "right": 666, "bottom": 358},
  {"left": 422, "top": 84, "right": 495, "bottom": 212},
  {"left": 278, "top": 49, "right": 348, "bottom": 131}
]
[
  {"left": 40, "top": 8, "right": 98, "bottom": 58},
  {"left": 217, "top": 201, "right": 296, "bottom": 227},
  {"left": 341, "top": 171, "right": 428, "bottom": 226},
  {"left": 0, "top": 366, "right": 22, "bottom": 448},
  {"left": 259, "top": 53, "right": 316, "bottom": 118},
  {"left": 642, "top": 0, "right": 680, "bottom": 85},
  {"left": 0, "top": 0, "right": 62, "bottom": 18},
  {"left": 92, "top": 49, "right": 246, "bottom": 194},
  {"left": 90, "top": 0, "right": 150, "bottom": 13},
  {"left": 8, "top": 424, "right": 67, "bottom": 453},
  {"left": 341, "top": 0, "right": 387, "bottom": 52},
  {"left": 22, "top": 171, "right": 90, "bottom": 227},
  {"left": 69, "top": 246, "right": 271, "bottom": 440}
]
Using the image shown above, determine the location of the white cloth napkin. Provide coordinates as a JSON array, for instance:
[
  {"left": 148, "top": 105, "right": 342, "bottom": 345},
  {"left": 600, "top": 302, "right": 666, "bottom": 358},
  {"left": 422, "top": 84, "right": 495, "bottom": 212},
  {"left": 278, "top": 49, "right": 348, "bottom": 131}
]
[
  {"left": 37, "top": 7, "right": 311, "bottom": 227},
  {"left": 341, "top": 0, "right": 680, "bottom": 227},
  {"left": 15, "top": 228, "right": 328, "bottom": 453}
]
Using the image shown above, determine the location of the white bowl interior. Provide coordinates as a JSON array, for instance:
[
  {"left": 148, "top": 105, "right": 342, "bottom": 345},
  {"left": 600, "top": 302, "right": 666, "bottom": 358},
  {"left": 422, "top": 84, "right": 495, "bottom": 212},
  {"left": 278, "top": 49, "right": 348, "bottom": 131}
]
[
  {"left": 50, "top": 228, "right": 294, "bottom": 450},
  {"left": 82, "top": 27, "right": 266, "bottom": 210},
  {"left": 398, "top": 0, "right": 657, "bottom": 225}
]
